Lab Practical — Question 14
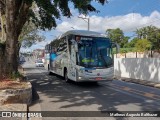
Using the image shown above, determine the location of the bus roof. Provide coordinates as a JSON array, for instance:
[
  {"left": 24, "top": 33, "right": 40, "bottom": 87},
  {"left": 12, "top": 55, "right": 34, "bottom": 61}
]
[{"left": 60, "top": 30, "right": 106, "bottom": 38}]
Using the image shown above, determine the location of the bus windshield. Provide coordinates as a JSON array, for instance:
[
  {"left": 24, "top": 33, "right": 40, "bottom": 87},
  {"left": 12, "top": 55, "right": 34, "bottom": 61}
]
[{"left": 78, "top": 37, "right": 113, "bottom": 68}]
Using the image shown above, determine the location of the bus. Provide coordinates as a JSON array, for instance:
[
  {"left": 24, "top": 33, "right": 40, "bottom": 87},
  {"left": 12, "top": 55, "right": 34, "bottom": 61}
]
[{"left": 44, "top": 30, "right": 119, "bottom": 82}]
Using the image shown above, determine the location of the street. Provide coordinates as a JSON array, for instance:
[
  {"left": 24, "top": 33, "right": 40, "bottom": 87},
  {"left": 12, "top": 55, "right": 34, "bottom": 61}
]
[{"left": 24, "top": 59, "right": 160, "bottom": 120}]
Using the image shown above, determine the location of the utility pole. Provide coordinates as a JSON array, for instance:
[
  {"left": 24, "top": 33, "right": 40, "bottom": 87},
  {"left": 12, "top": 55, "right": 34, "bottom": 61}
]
[
  {"left": 78, "top": 16, "right": 90, "bottom": 31},
  {"left": 87, "top": 18, "right": 90, "bottom": 31}
]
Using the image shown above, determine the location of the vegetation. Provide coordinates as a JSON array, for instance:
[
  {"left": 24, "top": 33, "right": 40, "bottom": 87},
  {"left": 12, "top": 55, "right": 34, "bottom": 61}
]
[
  {"left": 19, "top": 21, "right": 45, "bottom": 48},
  {"left": 125, "top": 38, "right": 139, "bottom": 48},
  {"left": 10, "top": 72, "right": 23, "bottom": 80},
  {"left": 135, "top": 26, "right": 160, "bottom": 51},
  {"left": 135, "top": 39, "right": 151, "bottom": 52},
  {"left": 108, "top": 26, "right": 160, "bottom": 54},
  {"left": 106, "top": 28, "right": 129, "bottom": 48}
]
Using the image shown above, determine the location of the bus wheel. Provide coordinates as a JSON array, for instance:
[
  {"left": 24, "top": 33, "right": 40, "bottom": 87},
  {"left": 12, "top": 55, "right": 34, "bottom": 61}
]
[{"left": 64, "top": 69, "right": 69, "bottom": 83}]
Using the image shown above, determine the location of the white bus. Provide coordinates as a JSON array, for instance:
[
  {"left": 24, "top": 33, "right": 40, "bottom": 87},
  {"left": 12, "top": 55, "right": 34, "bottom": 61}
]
[{"left": 44, "top": 30, "right": 119, "bottom": 82}]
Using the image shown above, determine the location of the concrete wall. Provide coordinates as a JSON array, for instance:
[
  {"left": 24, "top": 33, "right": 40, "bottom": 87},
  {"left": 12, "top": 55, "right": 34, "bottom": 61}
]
[
  {"left": 116, "top": 51, "right": 160, "bottom": 58},
  {"left": 114, "top": 58, "right": 160, "bottom": 83}
]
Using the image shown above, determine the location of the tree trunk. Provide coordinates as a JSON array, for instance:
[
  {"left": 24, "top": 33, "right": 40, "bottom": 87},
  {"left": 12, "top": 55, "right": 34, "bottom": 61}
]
[
  {"left": 0, "top": 43, "right": 5, "bottom": 79},
  {"left": 17, "top": 42, "right": 22, "bottom": 65},
  {"left": 0, "top": 13, "right": 6, "bottom": 43},
  {"left": 0, "top": 0, "right": 31, "bottom": 78},
  {"left": 1, "top": 0, "right": 18, "bottom": 78}
]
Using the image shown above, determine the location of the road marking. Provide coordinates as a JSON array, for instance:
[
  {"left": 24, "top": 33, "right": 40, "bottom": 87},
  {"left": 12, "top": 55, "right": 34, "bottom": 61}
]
[
  {"left": 143, "top": 93, "right": 155, "bottom": 98},
  {"left": 123, "top": 87, "right": 132, "bottom": 91}
]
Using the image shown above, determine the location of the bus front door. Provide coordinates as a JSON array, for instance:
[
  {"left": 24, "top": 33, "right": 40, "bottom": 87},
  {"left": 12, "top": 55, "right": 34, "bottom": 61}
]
[{"left": 69, "top": 45, "right": 77, "bottom": 81}]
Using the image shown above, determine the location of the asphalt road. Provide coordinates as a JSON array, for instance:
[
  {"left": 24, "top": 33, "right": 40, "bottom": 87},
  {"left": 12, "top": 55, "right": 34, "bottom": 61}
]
[{"left": 23, "top": 59, "right": 160, "bottom": 120}]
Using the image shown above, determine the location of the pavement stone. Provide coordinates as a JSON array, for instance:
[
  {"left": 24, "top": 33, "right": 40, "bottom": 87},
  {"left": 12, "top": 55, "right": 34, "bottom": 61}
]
[
  {"left": 0, "top": 104, "right": 27, "bottom": 111},
  {"left": 0, "top": 104, "right": 27, "bottom": 120},
  {"left": 28, "top": 100, "right": 42, "bottom": 120}
]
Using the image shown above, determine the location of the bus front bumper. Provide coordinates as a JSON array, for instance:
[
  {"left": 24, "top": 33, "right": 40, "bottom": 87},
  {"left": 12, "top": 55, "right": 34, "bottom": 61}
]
[
  {"left": 77, "top": 75, "right": 114, "bottom": 82},
  {"left": 76, "top": 67, "right": 114, "bottom": 82}
]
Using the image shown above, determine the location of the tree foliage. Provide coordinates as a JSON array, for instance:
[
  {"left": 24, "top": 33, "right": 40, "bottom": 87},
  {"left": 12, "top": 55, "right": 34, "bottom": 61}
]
[
  {"left": 16, "top": 0, "right": 107, "bottom": 30},
  {"left": 136, "top": 26, "right": 160, "bottom": 50},
  {"left": 106, "top": 28, "right": 129, "bottom": 48},
  {"left": 0, "top": 0, "right": 108, "bottom": 34},
  {"left": 19, "top": 21, "right": 45, "bottom": 48},
  {"left": 135, "top": 39, "right": 151, "bottom": 52},
  {"left": 126, "top": 37, "right": 139, "bottom": 48}
]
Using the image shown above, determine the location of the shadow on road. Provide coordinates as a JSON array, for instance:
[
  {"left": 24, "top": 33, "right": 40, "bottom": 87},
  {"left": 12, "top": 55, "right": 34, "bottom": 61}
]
[
  {"left": 26, "top": 66, "right": 160, "bottom": 114},
  {"left": 31, "top": 84, "right": 40, "bottom": 102}
]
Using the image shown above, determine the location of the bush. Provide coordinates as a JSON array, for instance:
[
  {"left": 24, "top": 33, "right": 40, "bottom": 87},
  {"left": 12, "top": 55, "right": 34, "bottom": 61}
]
[
  {"left": 120, "top": 49, "right": 127, "bottom": 53},
  {"left": 10, "top": 72, "right": 23, "bottom": 80},
  {"left": 135, "top": 39, "right": 151, "bottom": 52}
]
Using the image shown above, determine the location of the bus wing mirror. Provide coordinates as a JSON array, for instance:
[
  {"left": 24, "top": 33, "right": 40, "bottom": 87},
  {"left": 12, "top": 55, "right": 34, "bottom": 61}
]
[
  {"left": 116, "top": 44, "right": 120, "bottom": 53},
  {"left": 75, "top": 44, "right": 78, "bottom": 52},
  {"left": 71, "top": 39, "right": 78, "bottom": 52},
  {"left": 112, "top": 43, "right": 120, "bottom": 53},
  {"left": 71, "top": 39, "right": 75, "bottom": 44}
]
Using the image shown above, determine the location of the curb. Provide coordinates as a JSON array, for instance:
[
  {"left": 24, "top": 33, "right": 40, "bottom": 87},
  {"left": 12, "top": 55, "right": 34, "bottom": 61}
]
[
  {"left": 0, "top": 81, "right": 32, "bottom": 105},
  {"left": 0, "top": 65, "right": 33, "bottom": 120},
  {"left": 114, "top": 77, "right": 160, "bottom": 89},
  {"left": 0, "top": 65, "right": 32, "bottom": 105}
]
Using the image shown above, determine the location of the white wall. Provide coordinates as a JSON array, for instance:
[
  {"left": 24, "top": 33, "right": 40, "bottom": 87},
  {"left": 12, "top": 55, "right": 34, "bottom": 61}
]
[
  {"left": 114, "top": 58, "right": 160, "bottom": 83},
  {"left": 116, "top": 51, "right": 160, "bottom": 58}
]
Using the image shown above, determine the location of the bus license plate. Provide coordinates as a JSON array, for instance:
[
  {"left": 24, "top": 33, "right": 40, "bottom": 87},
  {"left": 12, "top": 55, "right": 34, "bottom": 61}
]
[{"left": 96, "top": 77, "right": 102, "bottom": 80}]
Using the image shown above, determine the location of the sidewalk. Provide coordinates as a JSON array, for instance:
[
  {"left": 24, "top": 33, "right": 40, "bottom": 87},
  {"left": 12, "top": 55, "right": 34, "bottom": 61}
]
[
  {"left": 0, "top": 79, "right": 32, "bottom": 120},
  {"left": 0, "top": 63, "right": 32, "bottom": 120},
  {"left": 115, "top": 77, "right": 160, "bottom": 89},
  {"left": 0, "top": 104, "right": 27, "bottom": 120}
]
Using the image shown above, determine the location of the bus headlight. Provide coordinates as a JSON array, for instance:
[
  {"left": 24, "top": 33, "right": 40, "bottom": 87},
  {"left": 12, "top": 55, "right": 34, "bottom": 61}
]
[{"left": 78, "top": 77, "right": 82, "bottom": 80}]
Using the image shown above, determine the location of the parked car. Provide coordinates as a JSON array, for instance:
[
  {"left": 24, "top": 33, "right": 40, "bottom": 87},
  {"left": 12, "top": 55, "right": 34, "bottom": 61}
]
[
  {"left": 35, "top": 59, "right": 44, "bottom": 67},
  {"left": 37, "top": 57, "right": 45, "bottom": 63}
]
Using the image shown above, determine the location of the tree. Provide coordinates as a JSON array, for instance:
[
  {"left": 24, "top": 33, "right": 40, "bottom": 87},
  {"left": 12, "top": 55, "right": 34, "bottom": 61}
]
[
  {"left": 18, "top": 2, "right": 45, "bottom": 49},
  {"left": 126, "top": 37, "right": 139, "bottom": 48},
  {"left": 17, "top": 21, "right": 45, "bottom": 62},
  {"left": 19, "top": 21, "right": 45, "bottom": 49},
  {"left": 121, "top": 36, "right": 130, "bottom": 48},
  {"left": 0, "top": 0, "right": 5, "bottom": 42},
  {"left": 106, "top": 28, "right": 128, "bottom": 48},
  {"left": 135, "top": 39, "right": 151, "bottom": 52},
  {"left": 136, "top": 26, "right": 160, "bottom": 50},
  {"left": 1, "top": 2, "right": 45, "bottom": 64},
  {"left": 0, "top": 0, "right": 108, "bottom": 78}
]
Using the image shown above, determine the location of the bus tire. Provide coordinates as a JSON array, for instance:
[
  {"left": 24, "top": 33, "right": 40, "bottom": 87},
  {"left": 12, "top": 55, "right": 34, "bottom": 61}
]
[{"left": 64, "top": 68, "right": 69, "bottom": 83}]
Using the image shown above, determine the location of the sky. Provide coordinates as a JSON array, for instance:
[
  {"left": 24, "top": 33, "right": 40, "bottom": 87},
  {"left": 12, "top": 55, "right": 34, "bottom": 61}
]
[{"left": 21, "top": 0, "right": 160, "bottom": 52}]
